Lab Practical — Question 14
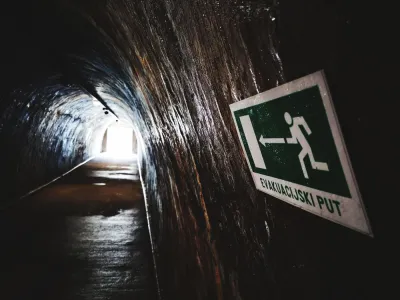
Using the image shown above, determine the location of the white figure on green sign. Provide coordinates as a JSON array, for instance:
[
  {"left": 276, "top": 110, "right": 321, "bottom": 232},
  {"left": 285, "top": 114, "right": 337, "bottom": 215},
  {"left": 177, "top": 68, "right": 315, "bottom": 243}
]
[{"left": 284, "top": 112, "right": 329, "bottom": 179}]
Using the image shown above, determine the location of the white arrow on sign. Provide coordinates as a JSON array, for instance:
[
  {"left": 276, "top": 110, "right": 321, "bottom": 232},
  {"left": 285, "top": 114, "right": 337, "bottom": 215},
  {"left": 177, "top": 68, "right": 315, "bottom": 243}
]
[{"left": 259, "top": 135, "right": 285, "bottom": 147}]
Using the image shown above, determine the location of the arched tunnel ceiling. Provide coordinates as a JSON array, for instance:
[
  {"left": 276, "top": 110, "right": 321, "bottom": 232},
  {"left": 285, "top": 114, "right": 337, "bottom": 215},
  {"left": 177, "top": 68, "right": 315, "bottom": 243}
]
[
  {"left": 0, "top": 81, "right": 134, "bottom": 199},
  {"left": 0, "top": 0, "right": 139, "bottom": 198}
]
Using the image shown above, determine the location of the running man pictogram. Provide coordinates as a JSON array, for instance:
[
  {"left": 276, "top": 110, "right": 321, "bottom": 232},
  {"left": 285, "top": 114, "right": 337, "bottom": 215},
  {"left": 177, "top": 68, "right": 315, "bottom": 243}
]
[{"left": 259, "top": 112, "right": 329, "bottom": 179}]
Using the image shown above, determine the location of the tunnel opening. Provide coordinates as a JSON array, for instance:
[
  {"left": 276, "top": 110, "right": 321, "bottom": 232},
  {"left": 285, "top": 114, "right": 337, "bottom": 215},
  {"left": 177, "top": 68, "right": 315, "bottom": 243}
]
[{"left": 103, "top": 123, "right": 137, "bottom": 157}]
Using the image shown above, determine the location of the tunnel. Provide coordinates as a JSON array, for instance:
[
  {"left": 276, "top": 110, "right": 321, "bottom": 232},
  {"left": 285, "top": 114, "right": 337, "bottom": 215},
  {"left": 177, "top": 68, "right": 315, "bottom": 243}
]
[{"left": 0, "top": 0, "right": 390, "bottom": 299}]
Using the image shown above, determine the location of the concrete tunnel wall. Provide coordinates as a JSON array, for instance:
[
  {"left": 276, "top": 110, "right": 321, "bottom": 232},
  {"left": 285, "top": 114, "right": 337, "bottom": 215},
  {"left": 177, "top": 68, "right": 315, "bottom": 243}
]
[{"left": 0, "top": 0, "right": 390, "bottom": 300}]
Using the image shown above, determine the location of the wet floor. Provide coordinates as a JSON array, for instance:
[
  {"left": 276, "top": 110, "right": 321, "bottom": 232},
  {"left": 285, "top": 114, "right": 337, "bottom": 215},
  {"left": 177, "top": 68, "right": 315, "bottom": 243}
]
[{"left": 0, "top": 153, "right": 157, "bottom": 300}]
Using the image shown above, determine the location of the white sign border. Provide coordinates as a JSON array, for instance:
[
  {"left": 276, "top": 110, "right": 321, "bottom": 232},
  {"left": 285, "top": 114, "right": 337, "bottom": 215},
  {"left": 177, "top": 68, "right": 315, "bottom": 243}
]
[{"left": 230, "top": 70, "right": 373, "bottom": 236}]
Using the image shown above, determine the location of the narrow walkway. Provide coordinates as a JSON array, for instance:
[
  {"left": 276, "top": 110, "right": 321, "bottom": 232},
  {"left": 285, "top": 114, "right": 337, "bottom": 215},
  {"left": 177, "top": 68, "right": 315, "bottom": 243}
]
[{"left": 0, "top": 153, "right": 157, "bottom": 300}]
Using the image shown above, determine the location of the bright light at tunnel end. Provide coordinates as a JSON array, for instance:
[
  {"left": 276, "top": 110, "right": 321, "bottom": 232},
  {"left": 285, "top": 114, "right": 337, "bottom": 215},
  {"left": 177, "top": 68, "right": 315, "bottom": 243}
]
[{"left": 105, "top": 125, "right": 135, "bottom": 158}]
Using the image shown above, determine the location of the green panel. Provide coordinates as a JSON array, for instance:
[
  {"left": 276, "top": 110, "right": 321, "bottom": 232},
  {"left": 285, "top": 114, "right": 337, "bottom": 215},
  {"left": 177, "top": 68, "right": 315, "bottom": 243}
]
[{"left": 234, "top": 86, "right": 350, "bottom": 198}]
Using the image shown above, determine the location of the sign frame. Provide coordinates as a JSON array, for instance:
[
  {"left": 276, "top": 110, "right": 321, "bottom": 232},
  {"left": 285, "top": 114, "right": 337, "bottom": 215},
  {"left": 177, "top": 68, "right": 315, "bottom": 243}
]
[{"left": 230, "top": 70, "right": 372, "bottom": 236}]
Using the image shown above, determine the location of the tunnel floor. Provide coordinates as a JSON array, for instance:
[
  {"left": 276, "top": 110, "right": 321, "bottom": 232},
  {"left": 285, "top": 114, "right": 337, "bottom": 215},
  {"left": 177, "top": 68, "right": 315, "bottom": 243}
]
[{"left": 0, "top": 153, "right": 157, "bottom": 300}]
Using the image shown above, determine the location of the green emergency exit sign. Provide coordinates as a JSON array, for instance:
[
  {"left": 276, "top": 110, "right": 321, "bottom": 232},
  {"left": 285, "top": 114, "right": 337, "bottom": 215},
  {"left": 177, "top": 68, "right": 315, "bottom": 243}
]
[{"left": 230, "top": 71, "right": 372, "bottom": 235}]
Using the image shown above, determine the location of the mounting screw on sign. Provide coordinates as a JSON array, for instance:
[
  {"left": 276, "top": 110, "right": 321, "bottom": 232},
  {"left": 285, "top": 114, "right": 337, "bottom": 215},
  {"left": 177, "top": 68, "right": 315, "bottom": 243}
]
[{"left": 230, "top": 70, "right": 372, "bottom": 236}]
